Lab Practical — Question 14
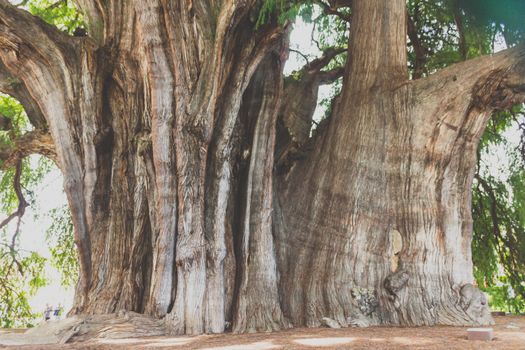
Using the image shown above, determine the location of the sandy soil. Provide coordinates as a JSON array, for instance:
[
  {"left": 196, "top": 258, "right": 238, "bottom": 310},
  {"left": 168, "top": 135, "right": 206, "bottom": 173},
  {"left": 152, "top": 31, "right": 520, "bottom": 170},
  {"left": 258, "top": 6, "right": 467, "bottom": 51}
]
[{"left": 1, "top": 316, "right": 524, "bottom": 349}]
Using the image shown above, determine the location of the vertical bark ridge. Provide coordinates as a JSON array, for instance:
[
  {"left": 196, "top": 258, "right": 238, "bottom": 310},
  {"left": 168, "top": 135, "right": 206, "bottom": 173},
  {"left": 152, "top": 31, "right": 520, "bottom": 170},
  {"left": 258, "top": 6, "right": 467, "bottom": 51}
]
[
  {"left": 164, "top": 4, "right": 284, "bottom": 333},
  {"left": 202, "top": 22, "right": 287, "bottom": 333},
  {"left": 233, "top": 54, "right": 289, "bottom": 333},
  {"left": 133, "top": 1, "right": 177, "bottom": 318}
]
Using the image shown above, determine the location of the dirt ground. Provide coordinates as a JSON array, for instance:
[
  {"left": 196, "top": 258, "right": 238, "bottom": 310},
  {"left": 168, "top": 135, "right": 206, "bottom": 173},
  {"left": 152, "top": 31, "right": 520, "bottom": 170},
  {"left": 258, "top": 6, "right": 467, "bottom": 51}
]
[{"left": 1, "top": 316, "right": 524, "bottom": 350}]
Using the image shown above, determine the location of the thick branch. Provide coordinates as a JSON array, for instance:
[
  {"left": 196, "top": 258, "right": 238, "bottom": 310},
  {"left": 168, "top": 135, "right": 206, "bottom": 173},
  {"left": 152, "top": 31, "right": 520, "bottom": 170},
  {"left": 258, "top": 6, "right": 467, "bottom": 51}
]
[
  {"left": 416, "top": 45, "right": 525, "bottom": 114},
  {"left": 0, "top": 61, "right": 47, "bottom": 129},
  {"left": 0, "top": 130, "right": 56, "bottom": 169},
  {"left": 0, "top": 0, "right": 87, "bottom": 108},
  {"left": 280, "top": 47, "right": 344, "bottom": 142},
  {"left": 345, "top": 0, "right": 407, "bottom": 92},
  {"left": 0, "top": 0, "right": 76, "bottom": 53},
  {"left": 318, "top": 67, "right": 344, "bottom": 85},
  {"left": 303, "top": 47, "right": 346, "bottom": 73},
  {"left": 275, "top": 48, "right": 344, "bottom": 171}
]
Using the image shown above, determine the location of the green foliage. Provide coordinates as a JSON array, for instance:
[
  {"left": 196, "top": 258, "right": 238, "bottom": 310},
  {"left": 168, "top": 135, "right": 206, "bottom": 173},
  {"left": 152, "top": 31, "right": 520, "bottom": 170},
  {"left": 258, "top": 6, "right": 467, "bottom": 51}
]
[
  {"left": 25, "top": 0, "right": 84, "bottom": 34},
  {"left": 0, "top": 95, "right": 57, "bottom": 327},
  {"left": 482, "top": 282, "right": 525, "bottom": 314},
  {"left": 0, "top": 248, "right": 47, "bottom": 328},
  {"left": 472, "top": 106, "right": 525, "bottom": 314},
  {"left": 459, "top": 0, "right": 525, "bottom": 41},
  {"left": 406, "top": 0, "right": 502, "bottom": 76},
  {"left": 257, "top": 0, "right": 312, "bottom": 27},
  {"left": 45, "top": 205, "right": 78, "bottom": 287}
]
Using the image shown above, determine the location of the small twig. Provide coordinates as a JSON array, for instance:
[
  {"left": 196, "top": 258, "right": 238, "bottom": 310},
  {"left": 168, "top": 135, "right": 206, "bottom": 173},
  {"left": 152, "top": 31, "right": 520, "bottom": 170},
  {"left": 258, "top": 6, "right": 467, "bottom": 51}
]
[
  {"left": 0, "top": 241, "right": 33, "bottom": 253},
  {"left": 311, "top": 21, "right": 322, "bottom": 52},
  {"left": 289, "top": 48, "right": 310, "bottom": 65}
]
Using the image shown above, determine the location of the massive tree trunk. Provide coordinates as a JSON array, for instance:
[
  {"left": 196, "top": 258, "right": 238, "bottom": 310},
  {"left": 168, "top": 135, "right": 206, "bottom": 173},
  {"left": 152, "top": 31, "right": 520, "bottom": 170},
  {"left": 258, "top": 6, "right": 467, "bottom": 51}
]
[{"left": 1, "top": 0, "right": 525, "bottom": 336}]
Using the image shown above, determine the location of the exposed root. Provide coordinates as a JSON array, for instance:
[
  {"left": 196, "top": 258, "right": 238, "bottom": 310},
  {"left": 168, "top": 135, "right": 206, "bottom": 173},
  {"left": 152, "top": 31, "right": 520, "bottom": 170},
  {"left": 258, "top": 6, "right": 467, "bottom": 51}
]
[{"left": 0, "top": 312, "right": 166, "bottom": 346}]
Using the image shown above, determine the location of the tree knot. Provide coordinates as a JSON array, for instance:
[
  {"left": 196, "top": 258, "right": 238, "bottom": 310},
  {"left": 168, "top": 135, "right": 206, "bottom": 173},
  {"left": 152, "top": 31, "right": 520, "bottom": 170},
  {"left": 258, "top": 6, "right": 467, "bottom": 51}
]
[
  {"left": 384, "top": 269, "right": 409, "bottom": 297},
  {"left": 473, "top": 68, "right": 525, "bottom": 111},
  {"left": 459, "top": 283, "right": 494, "bottom": 325}
]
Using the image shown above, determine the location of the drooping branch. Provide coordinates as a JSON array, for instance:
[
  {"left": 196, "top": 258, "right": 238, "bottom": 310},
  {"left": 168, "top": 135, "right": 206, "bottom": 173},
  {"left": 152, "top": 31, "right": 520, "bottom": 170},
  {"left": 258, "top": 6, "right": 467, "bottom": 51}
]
[
  {"left": 0, "top": 160, "right": 27, "bottom": 233},
  {"left": 473, "top": 173, "right": 525, "bottom": 293},
  {"left": 452, "top": 0, "right": 468, "bottom": 61}
]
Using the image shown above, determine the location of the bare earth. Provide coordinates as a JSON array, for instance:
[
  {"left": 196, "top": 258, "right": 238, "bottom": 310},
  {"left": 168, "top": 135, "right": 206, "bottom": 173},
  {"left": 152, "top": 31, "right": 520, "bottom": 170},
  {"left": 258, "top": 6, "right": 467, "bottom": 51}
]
[{"left": 1, "top": 316, "right": 524, "bottom": 350}]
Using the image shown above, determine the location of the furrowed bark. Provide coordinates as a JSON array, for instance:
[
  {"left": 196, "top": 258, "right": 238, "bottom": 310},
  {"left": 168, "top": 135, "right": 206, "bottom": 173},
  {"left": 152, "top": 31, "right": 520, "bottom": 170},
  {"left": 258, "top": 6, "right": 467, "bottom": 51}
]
[
  {"left": 275, "top": 0, "right": 525, "bottom": 328},
  {"left": 4, "top": 0, "right": 288, "bottom": 335},
  {"left": 0, "top": 61, "right": 47, "bottom": 129},
  {"left": 0, "top": 0, "right": 98, "bottom": 304},
  {"left": 2, "top": 0, "right": 525, "bottom": 339},
  {"left": 233, "top": 53, "right": 289, "bottom": 333}
]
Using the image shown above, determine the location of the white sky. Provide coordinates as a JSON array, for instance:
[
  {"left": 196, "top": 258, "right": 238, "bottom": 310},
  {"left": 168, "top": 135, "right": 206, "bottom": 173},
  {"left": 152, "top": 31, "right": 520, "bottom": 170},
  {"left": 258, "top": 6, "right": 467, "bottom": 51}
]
[
  {"left": 2, "top": 18, "right": 520, "bottom": 321},
  {"left": 17, "top": 159, "right": 74, "bottom": 315}
]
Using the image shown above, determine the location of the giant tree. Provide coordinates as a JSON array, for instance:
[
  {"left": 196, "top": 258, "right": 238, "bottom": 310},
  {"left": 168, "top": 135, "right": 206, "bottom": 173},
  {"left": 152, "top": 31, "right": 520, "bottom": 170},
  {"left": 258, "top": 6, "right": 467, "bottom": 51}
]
[{"left": 0, "top": 0, "right": 524, "bottom": 336}]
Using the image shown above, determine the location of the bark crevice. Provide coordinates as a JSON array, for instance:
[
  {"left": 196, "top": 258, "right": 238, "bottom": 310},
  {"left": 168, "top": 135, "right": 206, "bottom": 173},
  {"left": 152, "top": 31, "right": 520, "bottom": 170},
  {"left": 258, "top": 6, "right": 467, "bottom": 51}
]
[{"left": 2, "top": 0, "right": 525, "bottom": 337}]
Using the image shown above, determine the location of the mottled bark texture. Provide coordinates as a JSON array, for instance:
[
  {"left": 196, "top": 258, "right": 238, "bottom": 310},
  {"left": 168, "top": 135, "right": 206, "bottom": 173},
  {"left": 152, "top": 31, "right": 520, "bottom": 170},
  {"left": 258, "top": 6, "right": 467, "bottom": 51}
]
[{"left": 1, "top": 0, "right": 525, "bottom": 336}]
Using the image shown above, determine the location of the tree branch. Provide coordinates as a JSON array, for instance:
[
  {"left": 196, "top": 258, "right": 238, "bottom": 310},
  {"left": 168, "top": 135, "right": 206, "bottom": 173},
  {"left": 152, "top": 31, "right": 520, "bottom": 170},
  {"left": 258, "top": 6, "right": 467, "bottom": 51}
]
[
  {"left": 315, "top": 0, "right": 351, "bottom": 22},
  {"left": 416, "top": 45, "right": 525, "bottom": 113},
  {"left": 0, "top": 130, "right": 56, "bottom": 169},
  {"left": 318, "top": 67, "right": 344, "bottom": 85},
  {"left": 0, "top": 0, "right": 76, "bottom": 51},
  {"left": 289, "top": 48, "right": 310, "bottom": 65},
  {"left": 0, "top": 61, "right": 47, "bottom": 129},
  {"left": 0, "top": 0, "right": 89, "bottom": 94},
  {"left": 304, "top": 47, "right": 346, "bottom": 73},
  {"left": 276, "top": 47, "right": 345, "bottom": 169}
]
